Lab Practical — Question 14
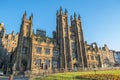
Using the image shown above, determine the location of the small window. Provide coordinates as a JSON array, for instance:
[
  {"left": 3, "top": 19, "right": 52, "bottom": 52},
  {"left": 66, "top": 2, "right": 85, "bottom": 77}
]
[
  {"left": 72, "top": 42, "right": 75, "bottom": 49},
  {"left": 44, "top": 59, "right": 50, "bottom": 68},
  {"left": 71, "top": 35, "right": 75, "bottom": 41},
  {"left": 22, "top": 47, "right": 27, "bottom": 54},
  {"left": 53, "top": 61, "right": 57, "bottom": 68},
  {"left": 36, "top": 59, "right": 41, "bottom": 67},
  {"left": 45, "top": 48, "right": 50, "bottom": 55},
  {"left": 36, "top": 47, "right": 41, "bottom": 54},
  {"left": 53, "top": 50, "right": 58, "bottom": 56},
  {"left": 72, "top": 52, "right": 76, "bottom": 59}
]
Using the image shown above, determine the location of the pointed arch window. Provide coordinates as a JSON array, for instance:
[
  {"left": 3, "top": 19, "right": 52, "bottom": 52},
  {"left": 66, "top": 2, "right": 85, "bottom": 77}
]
[{"left": 22, "top": 47, "right": 27, "bottom": 54}]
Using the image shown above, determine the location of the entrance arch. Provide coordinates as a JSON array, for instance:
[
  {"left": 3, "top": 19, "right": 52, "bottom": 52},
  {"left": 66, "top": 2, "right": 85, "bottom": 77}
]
[
  {"left": 74, "top": 63, "right": 77, "bottom": 71},
  {"left": 21, "top": 59, "right": 27, "bottom": 71}
]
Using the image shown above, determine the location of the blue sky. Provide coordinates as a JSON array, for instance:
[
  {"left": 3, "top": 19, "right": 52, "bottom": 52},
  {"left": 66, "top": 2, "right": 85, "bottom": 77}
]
[{"left": 0, "top": 0, "right": 120, "bottom": 51}]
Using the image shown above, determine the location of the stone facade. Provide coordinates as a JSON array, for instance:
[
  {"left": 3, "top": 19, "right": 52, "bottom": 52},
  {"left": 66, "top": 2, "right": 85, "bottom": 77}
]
[
  {"left": 55, "top": 8, "right": 87, "bottom": 71},
  {"left": 31, "top": 35, "right": 54, "bottom": 73},
  {"left": 0, "top": 23, "right": 6, "bottom": 46},
  {"left": 2, "top": 32, "right": 18, "bottom": 53},
  {"left": 0, "top": 23, "right": 18, "bottom": 54},
  {"left": 114, "top": 51, "right": 120, "bottom": 65},
  {"left": 100, "top": 45, "right": 115, "bottom": 68},
  {"left": 85, "top": 42, "right": 115, "bottom": 69},
  {"left": 0, "top": 8, "right": 116, "bottom": 73},
  {"left": 85, "top": 42, "right": 101, "bottom": 69}
]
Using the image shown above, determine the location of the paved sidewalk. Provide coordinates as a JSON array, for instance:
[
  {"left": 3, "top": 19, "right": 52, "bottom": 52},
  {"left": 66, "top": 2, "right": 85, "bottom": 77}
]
[{"left": 0, "top": 76, "right": 29, "bottom": 80}]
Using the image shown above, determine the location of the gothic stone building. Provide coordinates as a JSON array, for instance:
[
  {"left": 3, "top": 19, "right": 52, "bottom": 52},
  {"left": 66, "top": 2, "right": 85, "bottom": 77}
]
[
  {"left": 85, "top": 42, "right": 115, "bottom": 69},
  {"left": 114, "top": 51, "right": 120, "bottom": 66},
  {"left": 0, "top": 8, "right": 115, "bottom": 73}
]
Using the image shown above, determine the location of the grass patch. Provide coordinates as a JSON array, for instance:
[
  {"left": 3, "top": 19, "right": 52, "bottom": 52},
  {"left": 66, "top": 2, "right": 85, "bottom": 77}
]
[
  {"left": 78, "top": 74, "right": 120, "bottom": 80},
  {"left": 35, "top": 70, "right": 120, "bottom": 80}
]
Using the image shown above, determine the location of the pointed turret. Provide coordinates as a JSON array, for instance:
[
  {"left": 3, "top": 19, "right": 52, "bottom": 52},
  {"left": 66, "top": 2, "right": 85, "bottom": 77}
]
[
  {"left": 23, "top": 11, "right": 26, "bottom": 17},
  {"left": 11, "top": 31, "right": 14, "bottom": 35},
  {"left": 74, "top": 12, "right": 77, "bottom": 20},
  {"left": 65, "top": 8, "right": 68, "bottom": 15},
  {"left": 56, "top": 10, "right": 59, "bottom": 16},
  {"left": 31, "top": 13, "right": 33, "bottom": 19},
  {"left": 70, "top": 15, "right": 73, "bottom": 21},
  {"left": 23, "top": 11, "right": 26, "bottom": 20},
  {"left": 29, "top": 13, "right": 33, "bottom": 21},
  {"left": 60, "top": 6, "right": 62, "bottom": 14},
  {"left": 78, "top": 14, "right": 81, "bottom": 20}
]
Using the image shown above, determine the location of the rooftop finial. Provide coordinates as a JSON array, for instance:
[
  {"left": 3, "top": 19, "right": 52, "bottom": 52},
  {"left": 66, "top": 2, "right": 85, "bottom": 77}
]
[
  {"left": 23, "top": 11, "right": 26, "bottom": 20},
  {"left": 70, "top": 15, "right": 73, "bottom": 21},
  {"left": 12, "top": 31, "right": 14, "bottom": 35},
  {"left": 29, "top": 13, "right": 33, "bottom": 21},
  {"left": 56, "top": 10, "right": 59, "bottom": 16},
  {"left": 60, "top": 6, "right": 62, "bottom": 14},
  {"left": 78, "top": 14, "right": 81, "bottom": 20},
  {"left": 31, "top": 13, "right": 33, "bottom": 19},
  {"left": 65, "top": 8, "right": 68, "bottom": 15},
  {"left": 24, "top": 11, "right": 26, "bottom": 16},
  {"left": 74, "top": 12, "right": 77, "bottom": 20}
]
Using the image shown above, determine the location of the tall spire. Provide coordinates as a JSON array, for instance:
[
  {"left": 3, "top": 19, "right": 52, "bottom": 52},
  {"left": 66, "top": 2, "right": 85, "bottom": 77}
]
[
  {"left": 29, "top": 13, "right": 33, "bottom": 21},
  {"left": 23, "top": 11, "right": 26, "bottom": 20},
  {"left": 11, "top": 31, "right": 14, "bottom": 35},
  {"left": 78, "top": 14, "right": 81, "bottom": 20},
  {"left": 24, "top": 11, "right": 26, "bottom": 17},
  {"left": 31, "top": 13, "right": 33, "bottom": 19},
  {"left": 70, "top": 15, "right": 73, "bottom": 21},
  {"left": 60, "top": 6, "right": 62, "bottom": 14},
  {"left": 74, "top": 12, "right": 77, "bottom": 20},
  {"left": 56, "top": 10, "right": 59, "bottom": 16},
  {"left": 65, "top": 8, "right": 68, "bottom": 15}
]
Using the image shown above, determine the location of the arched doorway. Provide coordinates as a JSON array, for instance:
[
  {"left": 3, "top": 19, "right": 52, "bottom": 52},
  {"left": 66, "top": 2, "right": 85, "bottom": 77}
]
[
  {"left": 21, "top": 59, "right": 27, "bottom": 71},
  {"left": 74, "top": 63, "right": 77, "bottom": 71}
]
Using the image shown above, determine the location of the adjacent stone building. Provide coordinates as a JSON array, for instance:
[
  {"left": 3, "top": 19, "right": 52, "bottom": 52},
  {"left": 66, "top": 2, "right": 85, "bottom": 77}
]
[
  {"left": 85, "top": 42, "right": 115, "bottom": 69},
  {"left": 0, "top": 23, "right": 6, "bottom": 46},
  {"left": 85, "top": 42, "right": 101, "bottom": 69},
  {"left": 2, "top": 32, "right": 18, "bottom": 53},
  {"left": 100, "top": 45, "right": 115, "bottom": 68},
  {"left": 0, "top": 8, "right": 116, "bottom": 73},
  {"left": 114, "top": 51, "right": 120, "bottom": 65}
]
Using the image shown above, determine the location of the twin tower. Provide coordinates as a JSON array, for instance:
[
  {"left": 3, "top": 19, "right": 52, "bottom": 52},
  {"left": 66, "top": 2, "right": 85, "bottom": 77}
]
[{"left": 55, "top": 7, "right": 87, "bottom": 70}]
